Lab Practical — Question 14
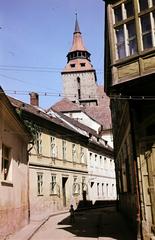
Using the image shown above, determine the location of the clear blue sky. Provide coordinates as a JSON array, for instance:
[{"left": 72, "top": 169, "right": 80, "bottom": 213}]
[{"left": 0, "top": 0, "right": 104, "bottom": 109}]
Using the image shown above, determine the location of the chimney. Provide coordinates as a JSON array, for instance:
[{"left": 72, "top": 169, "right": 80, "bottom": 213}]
[{"left": 29, "top": 92, "right": 39, "bottom": 106}]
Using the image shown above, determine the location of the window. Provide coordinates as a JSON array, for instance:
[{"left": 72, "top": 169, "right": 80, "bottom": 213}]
[
  {"left": 112, "top": 0, "right": 155, "bottom": 60},
  {"left": 95, "top": 154, "right": 97, "bottom": 168},
  {"left": 80, "top": 147, "right": 85, "bottom": 163},
  {"left": 82, "top": 177, "right": 87, "bottom": 193},
  {"left": 100, "top": 156, "right": 103, "bottom": 168},
  {"left": 106, "top": 183, "right": 109, "bottom": 197},
  {"left": 50, "top": 136, "right": 56, "bottom": 158},
  {"left": 90, "top": 152, "right": 93, "bottom": 167},
  {"left": 82, "top": 52, "right": 86, "bottom": 57},
  {"left": 73, "top": 176, "right": 80, "bottom": 194},
  {"left": 50, "top": 175, "right": 56, "bottom": 194},
  {"left": 112, "top": 184, "right": 115, "bottom": 197},
  {"left": 72, "top": 144, "right": 77, "bottom": 162},
  {"left": 80, "top": 63, "right": 85, "bottom": 67},
  {"left": 97, "top": 183, "right": 100, "bottom": 196},
  {"left": 110, "top": 159, "right": 113, "bottom": 169},
  {"left": 115, "top": 25, "right": 126, "bottom": 58},
  {"left": 126, "top": 21, "right": 137, "bottom": 55},
  {"left": 114, "top": 5, "right": 123, "bottom": 23},
  {"left": 37, "top": 173, "right": 43, "bottom": 195},
  {"left": 62, "top": 140, "right": 66, "bottom": 160},
  {"left": 104, "top": 157, "right": 107, "bottom": 169},
  {"left": 113, "top": 1, "right": 137, "bottom": 59},
  {"left": 102, "top": 183, "right": 104, "bottom": 196},
  {"left": 138, "top": 0, "right": 155, "bottom": 50},
  {"left": 139, "top": 0, "right": 148, "bottom": 11},
  {"left": 140, "top": 14, "right": 153, "bottom": 49},
  {"left": 2, "top": 144, "right": 11, "bottom": 180},
  {"left": 124, "top": 1, "right": 134, "bottom": 18},
  {"left": 36, "top": 132, "right": 42, "bottom": 154},
  {"left": 70, "top": 64, "right": 75, "bottom": 68}
]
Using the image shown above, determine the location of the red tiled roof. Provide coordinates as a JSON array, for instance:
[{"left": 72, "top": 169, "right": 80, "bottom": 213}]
[
  {"left": 51, "top": 98, "right": 82, "bottom": 112},
  {"left": 8, "top": 96, "right": 78, "bottom": 134},
  {"left": 51, "top": 86, "right": 112, "bottom": 130}
]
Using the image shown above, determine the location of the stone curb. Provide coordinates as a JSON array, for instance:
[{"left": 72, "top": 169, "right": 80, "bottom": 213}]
[{"left": 28, "top": 211, "right": 69, "bottom": 240}]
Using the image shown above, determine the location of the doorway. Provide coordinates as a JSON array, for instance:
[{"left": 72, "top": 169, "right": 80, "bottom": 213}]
[{"left": 62, "top": 177, "right": 68, "bottom": 207}]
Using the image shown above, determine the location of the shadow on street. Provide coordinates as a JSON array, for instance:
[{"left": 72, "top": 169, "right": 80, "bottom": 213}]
[{"left": 57, "top": 207, "right": 137, "bottom": 240}]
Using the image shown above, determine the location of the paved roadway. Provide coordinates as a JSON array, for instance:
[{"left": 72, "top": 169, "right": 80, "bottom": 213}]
[{"left": 30, "top": 207, "right": 137, "bottom": 240}]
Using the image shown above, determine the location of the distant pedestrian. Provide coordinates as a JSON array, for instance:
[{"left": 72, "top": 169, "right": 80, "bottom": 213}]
[{"left": 69, "top": 204, "right": 75, "bottom": 224}]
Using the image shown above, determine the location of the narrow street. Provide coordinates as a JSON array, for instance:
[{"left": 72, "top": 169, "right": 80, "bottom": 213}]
[{"left": 30, "top": 207, "right": 136, "bottom": 240}]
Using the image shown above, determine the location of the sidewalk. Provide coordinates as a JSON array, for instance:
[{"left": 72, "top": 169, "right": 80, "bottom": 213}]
[{"left": 6, "top": 210, "right": 69, "bottom": 240}]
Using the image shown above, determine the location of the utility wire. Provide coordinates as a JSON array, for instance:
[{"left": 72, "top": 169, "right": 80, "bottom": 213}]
[
  {"left": 1, "top": 90, "right": 155, "bottom": 100},
  {"left": 0, "top": 64, "right": 104, "bottom": 73}
]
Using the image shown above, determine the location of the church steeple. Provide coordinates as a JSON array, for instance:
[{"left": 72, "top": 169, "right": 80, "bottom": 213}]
[
  {"left": 61, "top": 15, "right": 97, "bottom": 106},
  {"left": 67, "top": 15, "right": 91, "bottom": 63}
]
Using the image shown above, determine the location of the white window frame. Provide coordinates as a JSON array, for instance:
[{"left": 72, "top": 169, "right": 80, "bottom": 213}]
[
  {"left": 50, "top": 175, "right": 57, "bottom": 195},
  {"left": 73, "top": 176, "right": 80, "bottom": 194},
  {"left": 82, "top": 176, "right": 87, "bottom": 192},
  {"left": 95, "top": 154, "right": 98, "bottom": 168},
  {"left": 62, "top": 140, "right": 67, "bottom": 160},
  {"left": 97, "top": 183, "right": 100, "bottom": 196},
  {"left": 90, "top": 152, "right": 93, "bottom": 167},
  {"left": 80, "top": 147, "right": 85, "bottom": 163},
  {"left": 37, "top": 172, "right": 43, "bottom": 195},
  {"left": 51, "top": 136, "right": 56, "bottom": 158},
  {"left": 72, "top": 143, "right": 77, "bottom": 162},
  {"left": 36, "top": 132, "right": 42, "bottom": 155}
]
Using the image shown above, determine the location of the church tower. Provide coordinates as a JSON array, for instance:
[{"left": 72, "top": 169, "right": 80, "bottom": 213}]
[{"left": 61, "top": 15, "right": 98, "bottom": 107}]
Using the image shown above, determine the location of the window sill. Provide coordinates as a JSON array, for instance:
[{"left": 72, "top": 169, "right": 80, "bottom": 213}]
[
  {"left": 73, "top": 193, "right": 80, "bottom": 196},
  {"left": 1, "top": 181, "right": 13, "bottom": 187},
  {"left": 50, "top": 193, "right": 58, "bottom": 196}
]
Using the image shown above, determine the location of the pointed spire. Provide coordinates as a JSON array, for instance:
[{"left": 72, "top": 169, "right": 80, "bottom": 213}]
[
  {"left": 69, "top": 14, "right": 87, "bottom": 52},
  {"left": 74, "top": 13, "right": 81, "bottom": 33}
]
